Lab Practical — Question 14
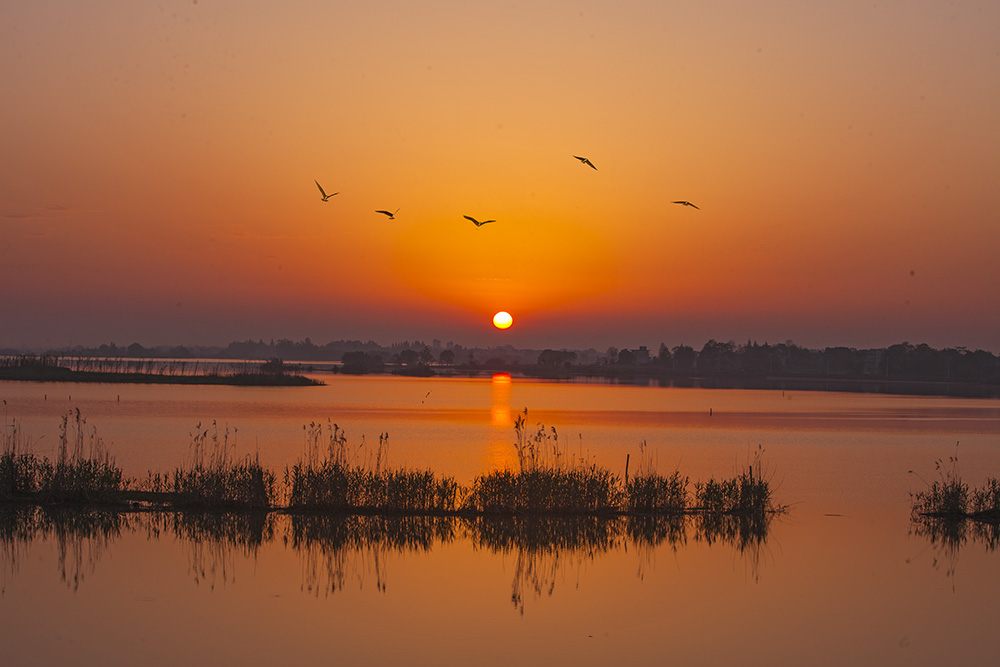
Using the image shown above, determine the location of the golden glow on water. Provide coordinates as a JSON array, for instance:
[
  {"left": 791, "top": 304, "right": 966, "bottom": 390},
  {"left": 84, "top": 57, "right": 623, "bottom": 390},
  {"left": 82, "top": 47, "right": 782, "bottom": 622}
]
[
  {"left": 490, "top": 372, "right": 512, "bottom": 426},
  {"left": 483, "top": 372, "right": 517, "bottom": 471},
  {"left": 1, "top": 378, "right": 1000, "bottom": 664}
]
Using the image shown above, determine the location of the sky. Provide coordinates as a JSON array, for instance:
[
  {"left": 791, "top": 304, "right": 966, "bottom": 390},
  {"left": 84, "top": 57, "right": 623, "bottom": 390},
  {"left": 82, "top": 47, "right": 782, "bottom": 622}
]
[{"left": 2, "top": 0, "right": 998, "bottom": 353}]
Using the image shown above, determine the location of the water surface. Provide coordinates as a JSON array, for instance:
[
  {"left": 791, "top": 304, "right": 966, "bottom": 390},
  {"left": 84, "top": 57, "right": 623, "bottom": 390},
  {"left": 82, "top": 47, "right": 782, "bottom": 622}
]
[{"left": 2, "top": 376, "right": 999, "bottom": 665}]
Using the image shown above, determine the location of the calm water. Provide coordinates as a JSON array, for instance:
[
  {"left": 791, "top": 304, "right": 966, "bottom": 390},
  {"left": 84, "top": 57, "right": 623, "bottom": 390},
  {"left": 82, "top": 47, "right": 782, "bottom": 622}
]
[{"left": 2, "top": 375, "right": 1000, "bottom": 666}]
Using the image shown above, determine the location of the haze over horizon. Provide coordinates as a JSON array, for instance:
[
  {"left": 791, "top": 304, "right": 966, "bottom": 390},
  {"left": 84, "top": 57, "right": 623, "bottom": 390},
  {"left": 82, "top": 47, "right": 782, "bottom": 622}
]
[{"left": 3, "top": 1, "right": 998, "bottom": 354}]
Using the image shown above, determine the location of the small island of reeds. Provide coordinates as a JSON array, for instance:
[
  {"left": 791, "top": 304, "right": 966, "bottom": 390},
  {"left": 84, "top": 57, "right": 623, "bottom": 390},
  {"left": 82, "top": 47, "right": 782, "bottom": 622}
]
[
  {"left": 2, "top": 410, "right": 783, "bottom": 520},
  {"left": 0, "top": 355, "right": 322, "bottom": 386},
  {"left": 910, "top": 451, "right": 1000, "bottom": 523}
]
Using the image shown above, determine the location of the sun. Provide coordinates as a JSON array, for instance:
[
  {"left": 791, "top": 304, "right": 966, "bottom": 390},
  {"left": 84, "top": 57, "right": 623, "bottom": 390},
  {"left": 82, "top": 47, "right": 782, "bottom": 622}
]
[{"left": 492, "top": 311, "right": 513, "bottom": 330}]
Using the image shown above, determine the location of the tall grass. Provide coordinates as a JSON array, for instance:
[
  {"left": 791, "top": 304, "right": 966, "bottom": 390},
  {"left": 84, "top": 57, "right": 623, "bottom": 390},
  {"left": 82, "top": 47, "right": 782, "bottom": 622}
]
[
  {"left": 1, "top": 411, "right": 126, "bottom": 503},
  {"left": 464, "top": 412, "right": 622, "bottom": 513},
  {"left": 4, "top": 410, "right": 780, "bottom": 518},
  {"left": 626, "top": 440, "right": 689, "bottom": 513},
  {"left": 694, "top": 445, "right": 774, "bottom": 516},
  {"left": 285, "top": 421, "right": 459, "bottom": 512},
  {"left": 163, "top": 421, "right": 276, "bottom": 509},
  {"left": 910, "top": 448, "right": 1000, "bottom": 520},
  {"left": 466, "top": 415, "right": 778, "bottom": 516}
]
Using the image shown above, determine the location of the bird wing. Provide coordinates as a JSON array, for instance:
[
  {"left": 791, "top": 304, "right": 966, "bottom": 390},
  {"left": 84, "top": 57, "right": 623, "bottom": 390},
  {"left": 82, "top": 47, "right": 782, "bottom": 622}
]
[
  {"left": 480, "top": 220, "right": 495, "bottom": 225},
  {"left": 315, "top": 180, "right": 327, "bottom": 197},
  {"left": 376, "top": 210, "right": 391, "bottom": 216},
  {"left": 463, "top": 215, "right": 478, "bottom": 224}
]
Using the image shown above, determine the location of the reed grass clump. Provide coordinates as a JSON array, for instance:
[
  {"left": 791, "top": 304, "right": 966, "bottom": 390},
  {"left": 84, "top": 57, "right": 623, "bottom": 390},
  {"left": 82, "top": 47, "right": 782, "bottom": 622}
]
[
  {"left": 627, "top": 471, "right": 689, "bottom": 513},
  {"left": 625, "top": 441, "right": 688, "bottom": 513},
  {"left": 167, "top": 421, "right": 275, "bottom": 509},
  {"left": 463, "top": 411, "right": 622, "bottom": 514},
  {"left": 1, "top": 411, "right": 126, "bottom": 504},
  {"left": 4, "top": 409, "right": 781, "bottom": 518},
  {"left": 285, "top": 421, "right": 459, "bottom": 512},
  {"left": 1, "top": 421, "right": 42, "bottom": 499},
  {"left": 464, "top": 467, "right": 621, "bottom": 514},
  {"left": 910, "top": 450, "right": 1000, "bottom": 521},
  {"left": 971, "top": 479, "right": 1000, "bottom": 519},
  {"left": 693, "top": 446, "right": 774, "bottom": 516}
]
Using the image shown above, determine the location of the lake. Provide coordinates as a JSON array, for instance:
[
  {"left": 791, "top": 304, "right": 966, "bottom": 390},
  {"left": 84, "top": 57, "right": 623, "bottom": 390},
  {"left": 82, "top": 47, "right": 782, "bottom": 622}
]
[{"left": 2, "top": 375, "right": 1000, "bottom": 665}]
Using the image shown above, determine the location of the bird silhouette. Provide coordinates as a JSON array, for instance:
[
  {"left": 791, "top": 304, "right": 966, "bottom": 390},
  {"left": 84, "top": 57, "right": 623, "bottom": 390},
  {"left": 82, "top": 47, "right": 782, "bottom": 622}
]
[
  {"left": 314, "top": 180, "right": 338, "bottom": 201},
  {"left": 672, "top": 201, "right": 700, "bottom": 210},
  {"left": 375, "top": 208, "right": 399, "bottom": 220},
  {"left": 464, "top": 215, "right": 495, "bottom": 227},
  {"left": 573, "top": 155, "right": 597, "bottom": 170}
]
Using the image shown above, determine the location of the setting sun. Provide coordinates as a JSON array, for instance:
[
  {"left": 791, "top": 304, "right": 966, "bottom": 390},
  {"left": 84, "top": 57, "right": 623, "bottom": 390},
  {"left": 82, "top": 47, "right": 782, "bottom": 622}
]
[{"left": 492, "top": 311, "right": 513, "bottom": 330}]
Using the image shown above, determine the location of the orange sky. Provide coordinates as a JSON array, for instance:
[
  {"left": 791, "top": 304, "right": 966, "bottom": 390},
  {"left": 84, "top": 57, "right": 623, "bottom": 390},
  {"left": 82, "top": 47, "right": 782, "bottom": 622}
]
[{"left": 2, "top": 1, "right": 998, "bottom": 351}]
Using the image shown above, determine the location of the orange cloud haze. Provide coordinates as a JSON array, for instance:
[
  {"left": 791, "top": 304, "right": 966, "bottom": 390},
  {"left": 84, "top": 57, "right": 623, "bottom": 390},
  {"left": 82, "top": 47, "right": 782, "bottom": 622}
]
[{"left": 2, "top": 1, "right": 998, "bottom": 351}]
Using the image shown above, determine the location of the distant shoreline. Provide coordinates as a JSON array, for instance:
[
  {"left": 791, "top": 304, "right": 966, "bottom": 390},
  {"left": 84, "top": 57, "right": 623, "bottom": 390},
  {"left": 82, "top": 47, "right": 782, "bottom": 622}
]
[
  {"left": 0, "top": 366, "right": 322, "bottom": 387},
  {"left": 510, "top": 366, "right": 1000, "bottom": 398},
  {"left": 1, "top": 354, "right": 997, "bottom": 398},
  {"left": 396, "top": 367, "right": 999, "bottom": 399}
]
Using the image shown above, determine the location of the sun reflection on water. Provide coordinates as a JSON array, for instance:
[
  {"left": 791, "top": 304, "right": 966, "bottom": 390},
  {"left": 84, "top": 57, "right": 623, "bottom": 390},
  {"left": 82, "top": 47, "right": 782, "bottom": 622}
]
[{"left": 490, "top": 373, "right": 512, "bottom": 427}]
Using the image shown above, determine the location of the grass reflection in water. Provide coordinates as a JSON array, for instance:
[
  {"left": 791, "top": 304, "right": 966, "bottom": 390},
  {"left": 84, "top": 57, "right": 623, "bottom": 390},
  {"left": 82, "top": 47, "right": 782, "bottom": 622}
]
[{"left": 1, "top": 508, "right": 777, "bottom": 609}]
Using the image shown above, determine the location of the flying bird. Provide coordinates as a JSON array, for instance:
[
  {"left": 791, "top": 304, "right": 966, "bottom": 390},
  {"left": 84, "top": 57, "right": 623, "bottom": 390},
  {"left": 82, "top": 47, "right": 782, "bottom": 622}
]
[
  {"left": 573, "top": 155, "right": 597, "bottom": 170},
  {"left": 672, "top": 201, "right": 700, "bottom": 210},
  {"left": 314, "top": 180, "right": 338, "bottom": 202},
  {"left": 464, "top": 215, "right": 495, "bottom": 227},
  {"left": 375, "top": 208, "right": 399, "bottom": 220}
]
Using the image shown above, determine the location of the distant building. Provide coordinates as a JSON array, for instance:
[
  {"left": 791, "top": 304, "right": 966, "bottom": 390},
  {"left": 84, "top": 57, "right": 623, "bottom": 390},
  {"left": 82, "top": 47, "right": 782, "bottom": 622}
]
[{"left": 632, "top": 346, "right": 651, "bottom": 365}]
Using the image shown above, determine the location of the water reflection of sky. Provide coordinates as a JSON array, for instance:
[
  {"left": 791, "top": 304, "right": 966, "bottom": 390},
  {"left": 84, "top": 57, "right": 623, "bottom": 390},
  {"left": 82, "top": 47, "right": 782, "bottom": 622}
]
[
  {"left": 3, "top": 505, "right": 1000, "bottom": 664},
  {"left": 1, "top": 509, "right": 774, "bottom": 599}
]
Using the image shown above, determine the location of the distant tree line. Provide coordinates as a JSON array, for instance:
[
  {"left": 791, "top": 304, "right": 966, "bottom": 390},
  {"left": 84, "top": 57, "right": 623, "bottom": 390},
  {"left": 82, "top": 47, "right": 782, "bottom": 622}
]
[
  {"left": 21, "top": 337, "right": 999, "bottom": 385},
  {"left": 592, "top": 340, "right": 999, "bottom": 384}
]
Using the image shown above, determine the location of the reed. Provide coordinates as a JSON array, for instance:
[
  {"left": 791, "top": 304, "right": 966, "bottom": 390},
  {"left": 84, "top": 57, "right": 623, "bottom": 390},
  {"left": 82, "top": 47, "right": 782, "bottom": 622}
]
[
  {"left": 285, "top": 422, "right": 459, "bottom": 512},
  {"left": 1, "top": 411, "right": 126, "bottom": 503},
  {"left": 627, "top": 471, "right": 689, "bottom": 513},
  {"left": 464, "top": 467, "right": 622, "bottom": 514},
  {"left": 693, "top": 446, "right": 775, "bottom": 515},
  {"left": 910, "top": 449, "right": 1000, "bottom": 520},
  {"left": 4, "top": 411, "right": 781, "bottom": 518},
  {"left": 971, "top": 479, "right": 1000, "bottom": 519},
  {"left": 166, "top": 421, "right": 276, "bottom": 509},
  {"left": 625, "top": 440, "right": 689, "bottom": 513},
  {"left": 464, "top": 411, "right": 623, "bottom": 514}
]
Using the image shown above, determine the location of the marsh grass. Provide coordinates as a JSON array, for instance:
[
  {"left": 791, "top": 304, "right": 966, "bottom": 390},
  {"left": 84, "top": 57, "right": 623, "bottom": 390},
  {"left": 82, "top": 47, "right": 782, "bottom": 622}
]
[
  {"left": 1, "top": 411, "right": 126, "bottom": 503},
  {"left": 694, "top": 445, "right": 775, "bottom": 516},
  {"left": 910, "top": 448, "right": 1000, "bottom": 521},
  {"left": 466, "top": 414, "right": 779, "bottom": 516},
  {"left": 161, "top": 421, "right": 276, "bottom": 509},
  {"left": 285, "top": 421, "right": 459, "bottom": 512},
  {"left": 464, "top": 412, "right": 623, "bottom": 513},
  {"left": 4, "top": 410, "right": 780, "bottom": 518},
  {"left": 626, "top": 441, "right": 689, "bottom": 513}
]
